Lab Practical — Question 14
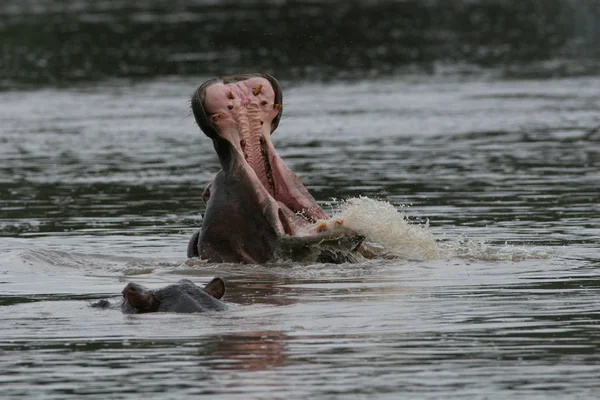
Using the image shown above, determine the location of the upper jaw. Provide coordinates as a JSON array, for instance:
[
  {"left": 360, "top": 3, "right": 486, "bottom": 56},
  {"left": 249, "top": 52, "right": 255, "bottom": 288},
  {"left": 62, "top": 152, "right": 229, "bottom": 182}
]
[
  {"left": 191, "top": 72, "right": 283, "bottom": 141},
  {"left": 192, "top": 73, "right": 329, "bottom": 233},
  {"left": 191, "top": 73, "right": 284, "bottom": 196}
]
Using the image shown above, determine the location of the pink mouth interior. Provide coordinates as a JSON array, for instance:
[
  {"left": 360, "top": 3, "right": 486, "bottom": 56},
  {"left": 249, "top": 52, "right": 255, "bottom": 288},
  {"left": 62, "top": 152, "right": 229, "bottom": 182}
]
[
  {"left": 203, "top": 77, "right": 329, "bottom": 229},
  {"left": 203, "top": 77, "right": 280, "bottom": 195}
]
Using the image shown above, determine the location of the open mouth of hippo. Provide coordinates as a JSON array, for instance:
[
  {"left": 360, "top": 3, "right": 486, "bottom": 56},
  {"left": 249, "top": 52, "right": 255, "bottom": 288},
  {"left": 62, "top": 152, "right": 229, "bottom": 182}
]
[
  {"left": 188, "top": 73, "right": 365, "bottom": 263},
  {"left": 191, "top": 73, "right": 328, "bottom": 233}
]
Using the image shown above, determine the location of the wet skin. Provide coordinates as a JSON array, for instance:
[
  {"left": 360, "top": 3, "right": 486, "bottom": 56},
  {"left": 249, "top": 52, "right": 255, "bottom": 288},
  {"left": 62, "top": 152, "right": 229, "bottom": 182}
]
[
  {"left": 92, "top": 278, "right": 226, "bottom": 314},
  {"left": 187, "top": 73, "right": 366, "bottom": 264}
]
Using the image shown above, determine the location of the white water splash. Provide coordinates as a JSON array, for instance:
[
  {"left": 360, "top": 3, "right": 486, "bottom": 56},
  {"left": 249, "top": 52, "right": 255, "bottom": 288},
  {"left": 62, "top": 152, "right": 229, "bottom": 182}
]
[
  {"left": 440, "top": 235, "right": 551, "bottom": 262},
  {"left": 330, "top": 197, "right": 550, "bottom": 262},
  {"left": 332, "top": 197, "right": 448, "bottom": 260}
]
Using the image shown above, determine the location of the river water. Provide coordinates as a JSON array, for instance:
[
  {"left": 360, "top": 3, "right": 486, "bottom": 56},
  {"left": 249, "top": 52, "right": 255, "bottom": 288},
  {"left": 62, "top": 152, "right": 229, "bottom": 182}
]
[{"left": 1, "top": 1, "right": 600, "bottom": 399}]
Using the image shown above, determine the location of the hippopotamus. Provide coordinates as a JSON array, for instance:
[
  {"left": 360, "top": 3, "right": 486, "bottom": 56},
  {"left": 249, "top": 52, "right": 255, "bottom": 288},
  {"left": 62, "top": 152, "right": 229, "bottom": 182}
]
[
  {"left": 91, "top": 278, "right": 226, "bottom": 314},
  {"left": 187, "top": 73, "right": 366, "bottom": 264}
]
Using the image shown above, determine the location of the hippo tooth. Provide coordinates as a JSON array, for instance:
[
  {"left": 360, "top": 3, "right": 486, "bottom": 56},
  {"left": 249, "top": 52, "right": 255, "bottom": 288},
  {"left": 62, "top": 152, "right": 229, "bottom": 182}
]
[
  {"left": 273, "top": 103, "right": 282, "bottom": 111},
  {"left": 252, "top": 84, "right": 263, "bottom": 96},
  {"left": 316, "top": 222, "right": 328, "bottom": 232},
  {"left": 211, "top": 113, "right": 221, "bottom": 122},
  {"left": 227, "top": 91, "right": 235, "bottom": 99},
  {"left": 259, "top": 135, "right": 275, "bottom": 190}
]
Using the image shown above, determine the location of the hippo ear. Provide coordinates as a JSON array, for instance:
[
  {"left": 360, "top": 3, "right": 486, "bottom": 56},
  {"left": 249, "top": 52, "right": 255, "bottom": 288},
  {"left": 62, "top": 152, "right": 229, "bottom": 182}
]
[{"left": 204, "top": 277, "right": 225, "bottom": 299}]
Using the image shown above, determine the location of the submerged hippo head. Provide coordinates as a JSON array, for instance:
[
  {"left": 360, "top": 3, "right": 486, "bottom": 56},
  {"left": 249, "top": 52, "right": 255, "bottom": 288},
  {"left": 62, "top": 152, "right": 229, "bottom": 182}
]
[{"left": 121, "top": 278, "right": 226, "bottom": 314}]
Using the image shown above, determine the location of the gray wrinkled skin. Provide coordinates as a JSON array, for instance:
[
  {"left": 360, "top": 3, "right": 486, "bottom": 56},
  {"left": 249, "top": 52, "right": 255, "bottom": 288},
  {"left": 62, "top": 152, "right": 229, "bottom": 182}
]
[
  {"left": 273, "top": 227, "right": 367, "bottom": 263},
  {"left": 189, "top": 226, "right": 369, "bottom": 264},
  {"left": 92, "top": 278, "right": 226, "bottom": 314}
]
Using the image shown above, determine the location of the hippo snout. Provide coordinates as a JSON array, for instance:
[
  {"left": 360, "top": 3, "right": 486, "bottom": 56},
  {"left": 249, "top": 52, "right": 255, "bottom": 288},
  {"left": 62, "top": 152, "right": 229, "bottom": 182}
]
[{"left": 122, "top": 282, "right": 158, "bottom": 313}]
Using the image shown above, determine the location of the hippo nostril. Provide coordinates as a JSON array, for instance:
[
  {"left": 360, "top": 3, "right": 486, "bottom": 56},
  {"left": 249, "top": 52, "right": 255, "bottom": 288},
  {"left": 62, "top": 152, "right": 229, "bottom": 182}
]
[
  {"left": 227, "top": 105, "right": 233, "bottom": 110},
  {"left": 260, "top": 121, "right": 264, "bottom": 125},
  {"left": 252, "top": 84, "right": 263, "bottom": 96},
  {"left": 261, "top": 100, "right": 267, "bottom": 106}
]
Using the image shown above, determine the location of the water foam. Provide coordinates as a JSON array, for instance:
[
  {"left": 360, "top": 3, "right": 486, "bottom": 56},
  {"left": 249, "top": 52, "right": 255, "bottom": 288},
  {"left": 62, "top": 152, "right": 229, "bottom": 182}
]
[
  {"left": 333, "top": 197, "right": 447, "bottom": 260},
  {"left": 440, "top": 235, "right": 551, "bottom": 262},
  {"left": 331, "top": 197, "right": 550, "bottom": 262}
]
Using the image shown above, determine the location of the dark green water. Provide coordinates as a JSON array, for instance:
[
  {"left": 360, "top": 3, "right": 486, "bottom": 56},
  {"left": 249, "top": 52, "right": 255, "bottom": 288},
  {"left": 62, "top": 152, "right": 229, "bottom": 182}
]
[
  {"left": 2, "top": 0, "right": 600, "bottom": 86},
  {"left": 1, "top": 1, "right": 599, "bottom": 399}
]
